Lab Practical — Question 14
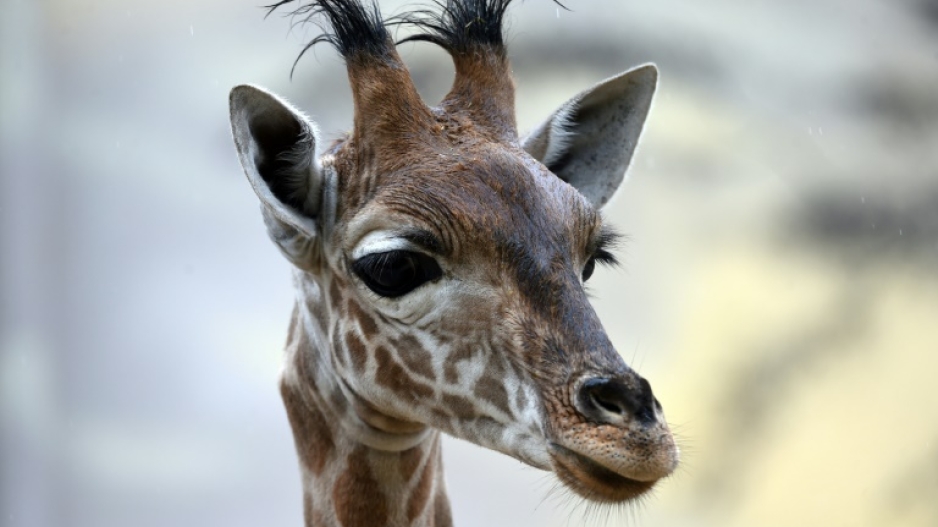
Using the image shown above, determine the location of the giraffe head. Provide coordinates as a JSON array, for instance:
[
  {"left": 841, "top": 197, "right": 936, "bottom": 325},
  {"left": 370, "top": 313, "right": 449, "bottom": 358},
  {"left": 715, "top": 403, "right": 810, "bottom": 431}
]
[{"left": 230, "top": 0, "right": 678, "bottom": 504}]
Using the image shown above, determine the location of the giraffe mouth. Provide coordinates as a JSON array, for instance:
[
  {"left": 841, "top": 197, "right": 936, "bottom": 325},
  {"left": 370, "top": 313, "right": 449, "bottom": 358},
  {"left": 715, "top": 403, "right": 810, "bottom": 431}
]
[{"left": 548, "top": 444, "right": 658, "bottom": 503}]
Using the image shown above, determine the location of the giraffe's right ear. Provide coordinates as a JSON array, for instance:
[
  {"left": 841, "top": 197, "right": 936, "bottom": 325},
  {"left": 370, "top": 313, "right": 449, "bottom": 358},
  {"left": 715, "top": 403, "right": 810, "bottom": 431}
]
[
  {"left": 229, "top": 85, "right": 324, "bottom": 267},
  {"left": 522, "top": 64, "right": 657, "bottom": 209}
]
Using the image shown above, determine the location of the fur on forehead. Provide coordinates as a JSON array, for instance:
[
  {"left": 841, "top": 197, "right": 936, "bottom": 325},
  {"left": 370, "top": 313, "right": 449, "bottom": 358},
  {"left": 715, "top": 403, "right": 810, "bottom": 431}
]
[{"left": 343, "top": 144, "right": 603, "bottom": 258}]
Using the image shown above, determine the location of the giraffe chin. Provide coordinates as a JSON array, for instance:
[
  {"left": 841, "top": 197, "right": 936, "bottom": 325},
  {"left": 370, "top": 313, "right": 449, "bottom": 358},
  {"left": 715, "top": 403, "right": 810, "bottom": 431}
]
[
  {"left": 338, "top": 380, "right": 431, "bottom": 452},
  {"left": 549, "top": 444, "right": 659, "bottom": 503}
]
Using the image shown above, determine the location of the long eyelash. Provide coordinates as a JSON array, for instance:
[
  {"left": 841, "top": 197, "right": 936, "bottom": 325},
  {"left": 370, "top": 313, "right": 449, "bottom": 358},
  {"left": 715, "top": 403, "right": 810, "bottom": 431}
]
[
  {"left": 593, "top": 226, "right": 624, "bottom": 267},
  {"left": 593, "top": 248, "right": 619, "bottom": 267}
]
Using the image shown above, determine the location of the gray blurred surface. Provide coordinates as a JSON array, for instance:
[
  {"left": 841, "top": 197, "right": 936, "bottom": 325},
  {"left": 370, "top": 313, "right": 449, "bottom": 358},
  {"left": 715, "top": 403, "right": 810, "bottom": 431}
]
[{"left": 2, "top": 1, "right": 937, "bottom": 526}]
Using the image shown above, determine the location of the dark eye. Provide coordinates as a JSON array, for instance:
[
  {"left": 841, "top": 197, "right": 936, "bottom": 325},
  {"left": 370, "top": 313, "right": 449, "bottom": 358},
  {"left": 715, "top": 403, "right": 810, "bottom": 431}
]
[
  {"left": 352, "top": 250, "right": 443, "bottom": 298},
  {"left": 582, "top": 246, "right": 619, "bottom": 283},
  {"left": 582, "top": 257, "right": 597, "bottom": 282},
  {"left": 583, "top": 227, "right": 622, "bottom": 283}
]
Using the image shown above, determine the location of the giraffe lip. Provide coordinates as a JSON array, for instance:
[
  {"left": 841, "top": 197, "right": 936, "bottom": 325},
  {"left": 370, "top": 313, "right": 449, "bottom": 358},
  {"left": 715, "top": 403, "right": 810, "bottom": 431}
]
[{"left": 548, "top": 444, "right": 657, "bottom": 503}]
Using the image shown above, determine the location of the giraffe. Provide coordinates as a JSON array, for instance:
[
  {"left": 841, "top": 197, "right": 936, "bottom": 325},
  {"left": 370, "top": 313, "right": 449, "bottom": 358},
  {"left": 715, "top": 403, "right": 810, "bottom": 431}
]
[{"left": 228, "top": 1, "right": 679, "bottom": 525}]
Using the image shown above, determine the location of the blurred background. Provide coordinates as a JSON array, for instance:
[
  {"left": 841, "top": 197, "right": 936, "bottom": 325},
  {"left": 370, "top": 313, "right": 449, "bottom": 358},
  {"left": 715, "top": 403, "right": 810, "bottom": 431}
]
[{"left": 2, "top": 0, "right": 937, "bottom": 526}]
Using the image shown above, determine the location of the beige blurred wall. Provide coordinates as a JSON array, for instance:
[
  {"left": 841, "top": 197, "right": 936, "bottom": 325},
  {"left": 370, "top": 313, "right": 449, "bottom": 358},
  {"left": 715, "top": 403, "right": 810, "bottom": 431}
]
[{"left": 2, "top": 1, "right": 936, "bottom": 526}]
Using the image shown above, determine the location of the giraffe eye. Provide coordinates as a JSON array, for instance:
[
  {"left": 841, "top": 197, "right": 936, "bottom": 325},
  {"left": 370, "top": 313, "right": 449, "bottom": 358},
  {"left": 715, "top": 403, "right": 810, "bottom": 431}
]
[
  {"left": 582, "top": 246, "right": 619, "bottom": 283},
  {"left": 582, "top": 257, "right": 597, "bottom": 282},
  {"left": 352, "top": 250, "right": 443, "bottom": 298}
]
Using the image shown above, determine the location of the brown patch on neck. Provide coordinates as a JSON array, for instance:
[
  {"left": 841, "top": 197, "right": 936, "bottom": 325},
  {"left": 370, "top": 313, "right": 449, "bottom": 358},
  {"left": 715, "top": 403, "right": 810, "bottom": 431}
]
[
  {"left": 433, "top": 491, "right": 453, "bottom": 527},
  {"left": 281, "top": 380, "right": 335, "bottom": 477},
  {"left": 406, "top": 447, "right": 437, "bottom": 523},
  {"left": 333, "top": 446, "right": 389, "bottom": 527},
  {"left": 398, "top": 443, "right": 425, "bottom": 483},
  {"left": 281, "top": 324, "right": 335, "bottom": 477}
]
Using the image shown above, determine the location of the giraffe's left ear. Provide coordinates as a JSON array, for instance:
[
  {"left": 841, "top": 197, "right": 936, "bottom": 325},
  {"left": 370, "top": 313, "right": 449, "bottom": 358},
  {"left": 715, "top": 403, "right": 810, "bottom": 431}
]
[
  {"left": 230, "top": 84, "right": 325, "bottom": 268},
  {"left": 522, "top": 64, "right": 657, "bottom": 208}
]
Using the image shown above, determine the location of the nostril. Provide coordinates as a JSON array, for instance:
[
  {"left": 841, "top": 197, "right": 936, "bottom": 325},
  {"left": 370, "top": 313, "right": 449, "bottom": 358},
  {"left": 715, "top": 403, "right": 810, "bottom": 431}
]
[
  {"left": 590, "top": 390, "right": 626, "bottom": 415},
  {"left": 578, "top": 377, "right": 658, "bottom": 426}
]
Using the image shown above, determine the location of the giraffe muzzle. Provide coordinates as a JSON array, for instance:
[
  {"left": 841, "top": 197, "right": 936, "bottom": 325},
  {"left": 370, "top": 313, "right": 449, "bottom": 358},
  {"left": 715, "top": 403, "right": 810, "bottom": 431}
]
[{"left": 546, "top": 373, "right": 679, "bottom": 502}]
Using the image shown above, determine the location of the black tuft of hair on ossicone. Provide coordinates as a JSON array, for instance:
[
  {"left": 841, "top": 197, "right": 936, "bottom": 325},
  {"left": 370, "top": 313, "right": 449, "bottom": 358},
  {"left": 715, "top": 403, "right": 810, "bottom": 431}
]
[
  {"left": 392, "top": 0, "right": 568, "bottom": 55},
  {"left": 266, "top": 0, "right": 392, "bottom": 73}
]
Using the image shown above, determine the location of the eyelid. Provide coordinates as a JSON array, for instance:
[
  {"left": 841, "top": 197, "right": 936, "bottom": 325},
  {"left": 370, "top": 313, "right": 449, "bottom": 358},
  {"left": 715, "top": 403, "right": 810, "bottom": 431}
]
[
  {"left": 398, "top": 228, "right": 446, "bottom": 256},
  {"left": 352, "top": 232, "right": 419, "bottom": 260},
  {"left": 351, "top": 229, "right": 446, "bottom": 260}
]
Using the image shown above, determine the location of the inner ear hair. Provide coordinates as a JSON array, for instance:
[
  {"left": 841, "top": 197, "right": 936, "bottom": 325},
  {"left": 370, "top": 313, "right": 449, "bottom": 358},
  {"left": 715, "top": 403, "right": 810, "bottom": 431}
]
[{"left": 249, "top": 108, "right": 318, "bottom": 215}]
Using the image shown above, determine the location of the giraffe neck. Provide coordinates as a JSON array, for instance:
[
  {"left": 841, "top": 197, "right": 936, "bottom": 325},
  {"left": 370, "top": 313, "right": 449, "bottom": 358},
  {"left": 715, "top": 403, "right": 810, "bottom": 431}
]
[{"left": 280, "top": 277, "right": 453, "bottom": 527}]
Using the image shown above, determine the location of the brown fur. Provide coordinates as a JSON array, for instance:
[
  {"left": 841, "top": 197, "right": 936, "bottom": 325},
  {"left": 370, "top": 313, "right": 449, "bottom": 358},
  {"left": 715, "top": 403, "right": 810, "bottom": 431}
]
[
  {"left": 443, "top": 53, "right": 517, "bottom": 140},
  {"left": 282, "top": 381, "right": 335, "bottom": 477},
  {"left": 473, "top": 365, "right": 512, "bottom": 416},
  {"left": 344, "top": 331, "right": 368, "bottom": 373},
  {"left": 432, "top": 491, "right": 452, "bottom": 527},
  {"left": 333, "top": 446, "right": 389, "bottom": 527},
  {"left": 374, "top": 345, "right": 435, "bottom": 401},
  {"left": 405, "top": 451, "right": 435, "bottom": 522},
  {"left": 393, "top": 334, "right": 436, "bottom": 381},
  {"left": 398, "top": 444, "right": 424, "bottom": 482},
  {"left": 348, "top": 299, "right": 379, "bottom": 340}
]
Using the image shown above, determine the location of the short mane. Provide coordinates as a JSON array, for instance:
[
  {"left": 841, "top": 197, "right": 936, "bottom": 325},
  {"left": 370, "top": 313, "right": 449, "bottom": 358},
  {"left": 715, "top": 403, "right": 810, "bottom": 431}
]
[
  {"left": 267, "top": 0, "right": 392, "bottom": 66},
  {"left": 395, "top": 0, "right": 567, "bottom": 55}
]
